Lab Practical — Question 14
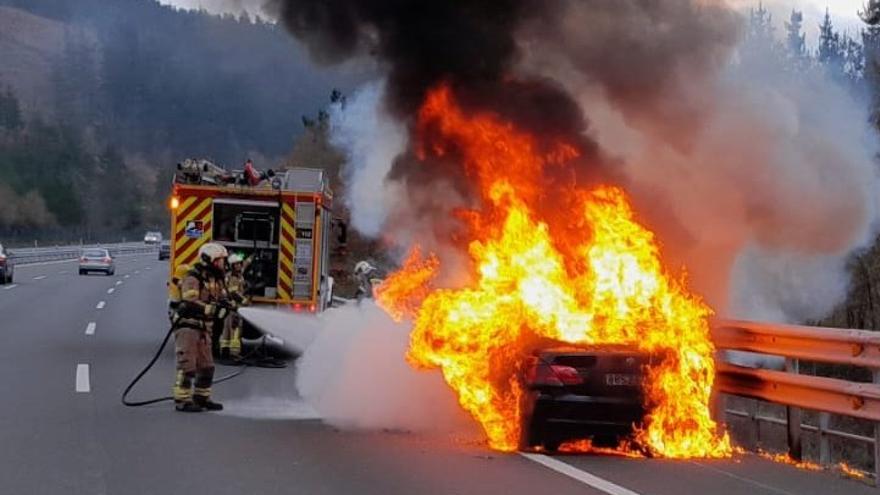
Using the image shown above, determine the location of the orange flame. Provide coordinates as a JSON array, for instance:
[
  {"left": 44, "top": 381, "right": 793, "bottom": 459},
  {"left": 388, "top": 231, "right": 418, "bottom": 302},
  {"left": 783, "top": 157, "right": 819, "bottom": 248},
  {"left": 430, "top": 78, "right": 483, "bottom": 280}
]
[
  {"left": 377, "top": 84, "right": 731, "bottom": 458},
  {"left": 375, "top": 247, "right": 440, "bottom": 322}
]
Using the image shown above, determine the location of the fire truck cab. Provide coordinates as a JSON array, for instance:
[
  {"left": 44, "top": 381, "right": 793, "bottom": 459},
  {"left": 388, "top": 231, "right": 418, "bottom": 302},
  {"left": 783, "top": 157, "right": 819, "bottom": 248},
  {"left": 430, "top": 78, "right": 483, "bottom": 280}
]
[{"left": 169, "top": 163, "right": 334, "bottom": 313}]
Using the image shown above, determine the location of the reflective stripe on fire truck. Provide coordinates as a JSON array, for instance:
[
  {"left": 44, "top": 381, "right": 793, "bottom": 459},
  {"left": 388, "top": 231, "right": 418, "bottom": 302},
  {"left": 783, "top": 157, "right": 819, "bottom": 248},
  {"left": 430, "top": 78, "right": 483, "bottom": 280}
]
[
  {"left": 174, "top": 197, "right": 213, "bottom": 267},
  {"left": 278, "top": 202, "right": 296, "bottom": 300}
]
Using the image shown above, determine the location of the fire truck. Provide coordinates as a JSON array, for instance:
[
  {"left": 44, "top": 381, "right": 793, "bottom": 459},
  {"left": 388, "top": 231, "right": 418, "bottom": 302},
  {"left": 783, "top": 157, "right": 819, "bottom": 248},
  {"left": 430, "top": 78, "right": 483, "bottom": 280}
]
[{"left": 169, "top": 160, "right": 334, "bottom": 313}]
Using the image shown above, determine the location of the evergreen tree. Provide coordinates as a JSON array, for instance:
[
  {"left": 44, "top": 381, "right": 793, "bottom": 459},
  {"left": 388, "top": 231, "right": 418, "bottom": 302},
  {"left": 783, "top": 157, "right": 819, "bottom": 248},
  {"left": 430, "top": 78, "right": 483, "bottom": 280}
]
[
  {"left": 818, "top": 9, "right": 846, "bottom": 78},
  {"left": 785, "top": 10, "right": 806, "bottom": 58}
]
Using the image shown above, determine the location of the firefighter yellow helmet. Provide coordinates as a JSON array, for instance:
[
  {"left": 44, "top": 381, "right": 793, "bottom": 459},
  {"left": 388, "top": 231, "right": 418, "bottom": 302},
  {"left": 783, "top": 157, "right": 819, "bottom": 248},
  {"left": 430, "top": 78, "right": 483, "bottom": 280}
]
[{"left": 198, "top": 243, "right": 228, "bottom": 264}]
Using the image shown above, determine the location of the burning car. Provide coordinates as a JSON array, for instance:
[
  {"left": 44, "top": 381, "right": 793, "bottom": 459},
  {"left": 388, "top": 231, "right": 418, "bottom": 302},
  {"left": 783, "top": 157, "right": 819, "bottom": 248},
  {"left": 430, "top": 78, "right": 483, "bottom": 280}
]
[{"left": 519, "top": 345, "right": 651, "bottom": 452}]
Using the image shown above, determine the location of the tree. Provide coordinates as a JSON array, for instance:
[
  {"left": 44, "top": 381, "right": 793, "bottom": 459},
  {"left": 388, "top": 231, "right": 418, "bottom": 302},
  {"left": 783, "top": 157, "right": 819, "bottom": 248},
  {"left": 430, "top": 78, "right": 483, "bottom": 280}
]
[
  {"left": 742, "top": 3, "right": 784, "bottom": 68},
  {"left": 818, "top": 9, "right": 846, "bottom": 78},
  {"left": 785, "top": 10, "right": 806, "bottom": 58},
  {"left": 843, "top": 34, "right": 866, "bottom": 84}
]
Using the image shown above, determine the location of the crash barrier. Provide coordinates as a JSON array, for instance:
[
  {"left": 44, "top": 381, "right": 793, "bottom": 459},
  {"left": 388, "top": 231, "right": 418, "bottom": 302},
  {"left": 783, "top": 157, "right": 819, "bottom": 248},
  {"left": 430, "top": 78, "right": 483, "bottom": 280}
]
[
  {"left": 9, "top": 242, "right": 157, "bottom": 265},
  {"left": 712, "top": 319, "right": 880, "bottom": 483}
]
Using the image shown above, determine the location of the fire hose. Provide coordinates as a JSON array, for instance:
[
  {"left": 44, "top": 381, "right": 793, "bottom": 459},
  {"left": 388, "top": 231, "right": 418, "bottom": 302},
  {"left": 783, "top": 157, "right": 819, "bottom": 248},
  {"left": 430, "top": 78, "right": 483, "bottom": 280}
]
[{"left": 121, "top": 322, "right": 283, "bottom": 407}]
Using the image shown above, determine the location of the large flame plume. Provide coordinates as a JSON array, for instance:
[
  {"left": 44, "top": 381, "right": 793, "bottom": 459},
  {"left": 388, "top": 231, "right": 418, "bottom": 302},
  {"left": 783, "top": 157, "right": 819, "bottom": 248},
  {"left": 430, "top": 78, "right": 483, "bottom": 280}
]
[{"left": 375, "top": 85, "right": 731, "bottom": 458}]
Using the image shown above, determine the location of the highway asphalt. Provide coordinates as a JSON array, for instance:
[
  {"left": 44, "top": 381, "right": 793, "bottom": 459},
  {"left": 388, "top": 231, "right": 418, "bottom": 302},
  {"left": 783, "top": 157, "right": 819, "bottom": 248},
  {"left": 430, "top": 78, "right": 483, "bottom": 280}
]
[{"left": 0, "top": 253, "right": 876, "bottom": 494}]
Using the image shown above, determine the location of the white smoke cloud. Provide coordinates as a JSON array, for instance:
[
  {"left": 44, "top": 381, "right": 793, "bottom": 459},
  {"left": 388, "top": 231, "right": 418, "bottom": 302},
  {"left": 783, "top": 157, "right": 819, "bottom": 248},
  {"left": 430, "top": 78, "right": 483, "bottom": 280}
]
[
  {"left": 294, "top": 301, "right": 474, "bottom": 433},
  {"left": 329, "top": 82, "right": 407, "bottom": 237},
  {"left": 562, "top": 38, "right": 880, "bottom": 324},
  {"left": 238, "top": 304, "right": 474, "bottom": 432}
]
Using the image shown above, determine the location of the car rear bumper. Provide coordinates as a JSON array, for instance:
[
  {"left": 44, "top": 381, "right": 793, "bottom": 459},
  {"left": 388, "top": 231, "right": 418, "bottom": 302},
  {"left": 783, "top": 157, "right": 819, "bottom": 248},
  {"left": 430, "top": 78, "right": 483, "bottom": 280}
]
[
  {"left": 80, "top": 263, "right": 113, "bottom": 271},
  {"left": 522, "top": 393, "right": 645, "bottom": 446}
]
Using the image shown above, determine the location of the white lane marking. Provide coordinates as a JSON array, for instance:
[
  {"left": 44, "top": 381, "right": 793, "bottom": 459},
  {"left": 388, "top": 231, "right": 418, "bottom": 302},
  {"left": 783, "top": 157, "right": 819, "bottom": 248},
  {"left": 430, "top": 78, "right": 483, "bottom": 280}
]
[
  {"left": 145, "top": 267, "right": 152, "bottom": 271},
  {"left": 107, "top": 288, "right": 115, "bottom": 294},
  {"left": 59, "top": 270, "right": 68, "bottom": 275},
  {"left": 85, "top": 322, "right": 96, "bottom": 336},
  {"left": 135, "top": 270, "right": 140, "bottom": 274},
  {"left": 115, "top": 281, "right": 122, "bottom": 286},
  {"left": 124, "top": 275, "right": 130, "bottom": 279},
  {"left": 75, "top": 364, "right": 90, "bottom": 392},
  {"left": 96, "top": 301, "right": 106, "bottom": 309},
  {"left": 3, "top": 284, "right": 17, "bottom": 290},
  {"left": 520, "top": 453, "right": 642, "bottom": 495},
  {"left": 33, "top": 275, "right": 46, "bottom": 280}
]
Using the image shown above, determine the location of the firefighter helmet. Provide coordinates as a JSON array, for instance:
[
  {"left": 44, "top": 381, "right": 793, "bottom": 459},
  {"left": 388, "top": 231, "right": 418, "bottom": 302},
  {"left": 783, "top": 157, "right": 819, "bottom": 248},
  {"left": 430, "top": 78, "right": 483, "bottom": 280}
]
[
  {"left": 228, "top": 253, "right": 244, "bottom": 265},
  {"left": 354, "top": 260, "right": 376, "bottom": 276},
  {"left": 199, "top": 243, "right": 228, "bottom": 264}
]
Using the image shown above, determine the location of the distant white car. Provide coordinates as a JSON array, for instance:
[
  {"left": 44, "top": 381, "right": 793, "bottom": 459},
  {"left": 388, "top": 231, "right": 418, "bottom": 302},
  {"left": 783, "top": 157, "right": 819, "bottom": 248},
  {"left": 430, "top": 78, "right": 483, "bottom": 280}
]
[
  {"left": 79, "top": 248, "right": 116, "bottom": 276},
  {"left": 144, "top": 231, "right": 163, "bottom": 244}
]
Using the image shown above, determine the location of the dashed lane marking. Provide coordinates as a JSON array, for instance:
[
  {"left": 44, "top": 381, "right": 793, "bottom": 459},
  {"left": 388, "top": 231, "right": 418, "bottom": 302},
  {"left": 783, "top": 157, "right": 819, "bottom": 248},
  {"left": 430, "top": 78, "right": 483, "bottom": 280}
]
[
  {"left": 96, "top": 301, "right": 105, "bottom": 310},
  {"left": 3, "top": 284, "right": 18, "bottom": 290},
  {"left": 124, "top": 275, "right": 130, "bottom": 279},
  {"left": 520, "top": 454, "right": 642, "bottom": 495},
  {"left": 33, "top": 275, "right": 46, "bottom": 280},
  {"left": 75, "top": 364, "right": 90, "bottom": 393},
  {"left": 115, "top": 281, "right": 122, "bottom": 286},
  {"left": 85, "top": 322, "right": 96, "bottom": 336},
  {"left": 59, "top": 270, "right": 68, "bottom": 275},
  {"left": 107, "top": 288, "right": 115, "bottom": 295},
  {"left": 134, "top": 270, "right": 140, "bottom": 274}
]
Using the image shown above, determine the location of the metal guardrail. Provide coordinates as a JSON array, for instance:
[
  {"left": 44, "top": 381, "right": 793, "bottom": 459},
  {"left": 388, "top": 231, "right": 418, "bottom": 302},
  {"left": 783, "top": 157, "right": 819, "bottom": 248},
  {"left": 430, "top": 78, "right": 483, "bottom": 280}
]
[
  {"left": 713, "top": 319, "right": 880, "bottom": 483},
  {"left": 8, "top": 242, "right": 157, "bottom": 265}
]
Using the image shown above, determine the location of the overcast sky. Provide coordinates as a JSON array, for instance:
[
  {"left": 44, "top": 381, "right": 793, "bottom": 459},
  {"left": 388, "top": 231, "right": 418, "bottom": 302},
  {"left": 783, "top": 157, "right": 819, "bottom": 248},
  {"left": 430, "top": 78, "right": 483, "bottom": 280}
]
[{"left": 159, "top": 0, "right": 867, "bottom": 46}]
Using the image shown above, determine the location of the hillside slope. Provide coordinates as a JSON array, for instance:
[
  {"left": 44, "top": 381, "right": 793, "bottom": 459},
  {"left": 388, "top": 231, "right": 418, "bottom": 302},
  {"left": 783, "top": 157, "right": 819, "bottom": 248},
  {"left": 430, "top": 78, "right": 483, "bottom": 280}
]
[{"left": 0, "top": 6, "right": 68, "bottom": 115}]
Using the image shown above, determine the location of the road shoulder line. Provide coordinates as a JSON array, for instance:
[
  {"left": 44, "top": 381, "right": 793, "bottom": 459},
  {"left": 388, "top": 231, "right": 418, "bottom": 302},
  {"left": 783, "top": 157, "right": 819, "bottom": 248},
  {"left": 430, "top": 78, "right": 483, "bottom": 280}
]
[{"left": 520, "top": 453, "right": 642, "bottom": 495}]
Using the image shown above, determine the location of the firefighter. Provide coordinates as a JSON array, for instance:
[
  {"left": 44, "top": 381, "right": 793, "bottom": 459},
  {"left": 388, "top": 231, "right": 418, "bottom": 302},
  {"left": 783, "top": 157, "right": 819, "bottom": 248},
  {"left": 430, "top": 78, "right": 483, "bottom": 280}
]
[
  {"left": 220, "top": 253, "right": 250, "bottom": 361},
  {"left": 172, "top": 243, "right": 230, "bottom": 412},
  {"left": 354, "top": 260, "right": 378, "bottom": 301}
]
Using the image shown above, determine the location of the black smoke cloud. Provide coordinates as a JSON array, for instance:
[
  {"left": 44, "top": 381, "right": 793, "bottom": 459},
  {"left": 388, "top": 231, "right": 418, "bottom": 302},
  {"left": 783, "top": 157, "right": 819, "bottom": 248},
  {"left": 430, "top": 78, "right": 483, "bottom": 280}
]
[
  {"left": 268, "top": 0, "right": 609, "bottom": 223},
  {"left": 269, "top": 0, "right": 744, "bottom": 173}
]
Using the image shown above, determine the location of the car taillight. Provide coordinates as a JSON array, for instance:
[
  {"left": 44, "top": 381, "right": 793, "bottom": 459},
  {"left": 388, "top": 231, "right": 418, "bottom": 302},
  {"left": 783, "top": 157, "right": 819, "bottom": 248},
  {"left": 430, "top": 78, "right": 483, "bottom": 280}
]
[
  {"left": 81, "top": 257, "right": 87, "bottom": 262},
  {"left": 103, "top": 257, "right": 111, "bottom": 263},
  {"left": 526, "top": 362, "right": 584, "bottom": 387},
  {"left": 0, "top": 256, "right": 5, "bottom": 265}
]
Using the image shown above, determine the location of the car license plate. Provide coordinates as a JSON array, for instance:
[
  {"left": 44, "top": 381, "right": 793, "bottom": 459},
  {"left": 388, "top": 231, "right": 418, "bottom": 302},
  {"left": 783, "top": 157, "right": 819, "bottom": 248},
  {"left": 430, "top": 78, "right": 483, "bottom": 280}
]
[{"left": 605, "top": 373, "right": 640, "bottom": 386}]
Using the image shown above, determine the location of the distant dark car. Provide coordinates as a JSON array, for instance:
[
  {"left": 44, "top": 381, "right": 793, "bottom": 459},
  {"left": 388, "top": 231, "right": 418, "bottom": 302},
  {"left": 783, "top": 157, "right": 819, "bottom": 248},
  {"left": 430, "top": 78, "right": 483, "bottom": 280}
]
[
  {"left": 519, "top": 345, "right": 651, "bottom": 452},
  {"left": 0, "top": 244, "right": 14, "bottom": 284},
  {"left": 158, "top": 241, "right": 171, "bottom": 260}
]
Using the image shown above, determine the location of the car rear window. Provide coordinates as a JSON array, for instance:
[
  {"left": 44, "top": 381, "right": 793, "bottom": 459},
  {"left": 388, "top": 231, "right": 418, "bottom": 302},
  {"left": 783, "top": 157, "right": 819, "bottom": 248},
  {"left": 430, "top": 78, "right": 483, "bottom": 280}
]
[
  {"left": 551, "top": 355, "right": 598, "bottom": 368},
  {"left": 84, "top": 250, "right": 107, "bottom": 257}
]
